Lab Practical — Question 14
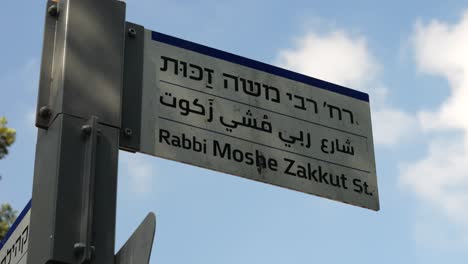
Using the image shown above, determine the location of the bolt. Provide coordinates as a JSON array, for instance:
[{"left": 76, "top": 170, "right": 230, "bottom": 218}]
[
  {"left": 128, "top": 28, "right": 137, "bottom": 38},
  {"left": 73, "top": 242, "right": 85, "bottom": 256},
  {"left": 48, "top": 5, "right": 59, "bottom": 17},
  {"left": 124, "top": 128, "right": 133, "bottom": 137},
  {"left": 81, "top": 125, "right": 92, "bottom": 138},
  {"left": 39, "top": 106, "right": 51, "bottom": 119},
  {"left": 73, "top": 243, "right": 95, "bottom": 260}
]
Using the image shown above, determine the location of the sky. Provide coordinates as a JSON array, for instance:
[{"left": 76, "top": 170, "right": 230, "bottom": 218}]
[{"left": 2, "top": 0, "right": 468, "bottom": 263}]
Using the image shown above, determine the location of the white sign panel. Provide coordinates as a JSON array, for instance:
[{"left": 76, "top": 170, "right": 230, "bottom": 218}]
[
  {"left": 139, "top": 30, "right": 379, "bottom": 210},
  {"left": 0, "top": 201, "right": 30, "bottom": 264}
]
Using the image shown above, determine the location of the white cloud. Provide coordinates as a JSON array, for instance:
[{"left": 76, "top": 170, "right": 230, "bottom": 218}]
[
  {"left": 401, "top": 11, "right": 468, "bottom": 241},
  {"left": 121, "top": 152, "right": 155, "bottom": 195},
  {"left": 25, "top": 108, "right": 36, "bottom": 126},
  {"left": 401, "top": 138, "right": 468, "bottom": 222},
  {"left": 276, "top": 30, "right": 379, "bottom": 90},
  {"left": 372, "top": 108, "right": 417, "bottom": 146},
  {"left": 413, "top": 14, "right": 468, "bottom": 133},
  {"left": 276, "top": 29, "right": 416, "bottom": 147}
]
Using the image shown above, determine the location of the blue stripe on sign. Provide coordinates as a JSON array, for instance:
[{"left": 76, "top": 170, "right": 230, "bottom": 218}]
[
  {"left": 0, "top": 199, "right": 32, "bottom": 251},
  {"left": 151, "top": 31, "right": 369, "bottom": 102}
]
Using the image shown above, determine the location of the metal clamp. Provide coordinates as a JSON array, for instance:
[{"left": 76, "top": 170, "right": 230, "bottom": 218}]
[{"left": 76, "top": 116, "right": 100, "bottom": 263}]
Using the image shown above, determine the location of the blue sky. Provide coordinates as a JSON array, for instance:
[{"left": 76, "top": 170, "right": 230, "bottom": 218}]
[{"left": 2, "top": 0, "right": 468, "bottom": 263}]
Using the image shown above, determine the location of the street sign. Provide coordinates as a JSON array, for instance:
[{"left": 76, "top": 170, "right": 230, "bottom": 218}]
[
  {"left": 0, "top": 200, "right": 156, "bottom": 264},
  {"left": 136, "top": 30, "right": 379, "bottom": 210},
  {"left": 115, "top": 213, "right": 156, "bottom": 264},
  {"left": 0, "top": 201, "right": 31, "bottom": 264}
]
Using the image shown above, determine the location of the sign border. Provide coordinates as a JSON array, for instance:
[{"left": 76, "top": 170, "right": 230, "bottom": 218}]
[{"left": 0, "top": 200, "right": 32, "bottom": 251}]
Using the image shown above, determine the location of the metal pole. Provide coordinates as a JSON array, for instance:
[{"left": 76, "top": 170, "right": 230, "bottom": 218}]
[{"left": 28, "top": 1, "right": 126, "bottom": 263}]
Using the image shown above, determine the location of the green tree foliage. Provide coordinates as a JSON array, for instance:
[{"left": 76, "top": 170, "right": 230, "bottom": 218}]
[
  {"left": 0, "top": 117, "right": 16, "bottom": 160},
  {"left": 0, "top": 117, "right": 17, "bottom": 240},
  {"left": 0, "top": 203, "right": 17, "bottom": 241}
]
